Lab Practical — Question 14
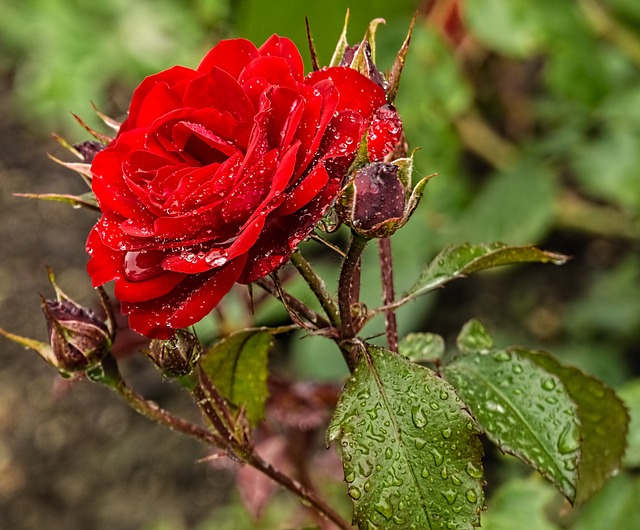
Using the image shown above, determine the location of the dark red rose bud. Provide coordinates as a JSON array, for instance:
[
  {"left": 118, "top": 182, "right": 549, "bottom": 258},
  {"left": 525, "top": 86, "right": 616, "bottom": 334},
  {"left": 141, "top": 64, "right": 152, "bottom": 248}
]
[
  {"left": 338, "top": 157, "right": 434, "bottom": 239},
  {"left": 367, "top": 104, "right": 403, "bottom": 162},
  {"left": 340, "top": 40, "right": 386, "bottom": 89},
  {"left": 72, "top": 141, "right": 105, "bottom": 163},
  {"left": 146, "top": 329, "right": 201, "bottom": 377},
  {"left": 42, "top": 299, "right": 112, "bottom": 373},
  {"left": 351, "top": 163, "right": 405, "bottom": 231}
]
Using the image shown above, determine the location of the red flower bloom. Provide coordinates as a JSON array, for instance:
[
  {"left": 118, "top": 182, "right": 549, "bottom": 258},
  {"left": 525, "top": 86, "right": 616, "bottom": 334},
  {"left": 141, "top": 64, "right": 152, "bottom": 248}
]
[{"left": 86, "top": 36, "right": 387, "bottom": 338}]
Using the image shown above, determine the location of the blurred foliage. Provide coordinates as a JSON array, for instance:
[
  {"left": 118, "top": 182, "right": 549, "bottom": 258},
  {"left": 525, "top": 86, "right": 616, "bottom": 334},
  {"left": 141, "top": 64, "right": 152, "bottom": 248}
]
[{"left": 2, "top": 0, "right": 640, "bottom": 528}]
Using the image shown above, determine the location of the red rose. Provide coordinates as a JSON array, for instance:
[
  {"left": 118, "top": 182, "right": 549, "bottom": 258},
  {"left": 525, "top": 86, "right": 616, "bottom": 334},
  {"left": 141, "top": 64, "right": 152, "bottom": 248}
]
[{"left": 86, "top": 36, "right": 387, "bottom": 339}]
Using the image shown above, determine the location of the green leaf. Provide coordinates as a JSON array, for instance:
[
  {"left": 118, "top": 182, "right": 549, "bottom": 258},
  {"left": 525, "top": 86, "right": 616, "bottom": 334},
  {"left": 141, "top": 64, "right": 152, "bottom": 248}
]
[
  {"left": 327, "top": 345, "right": 484, "bottom": 529},
  {"left": 481, "top": 476, "right": 560, "bottom": 530},
  {"left": 398, "top": 333, "right": 444, "bottom": 364},
  {"left": 443, "top": 325, "right": 581, "bottom": 502},
  {"left": 444, "top": 320, "right": 629, "bottom": 505},
  {"left": 199, "top": 330, "right": 272, "bottom": 426},
  {"left": 618, "top": 378, "right": 640, "bottom": 468},
  {"left": 572, "top": 473, "right": 640, "bottom": 530},
  {"left": 456, "top": 319, "right": 494, "bottom": 354},
  {"left": 406, "top": 243, "right": 568, "bottom": 299},
  {"left": 517, "top": 348, "right": 629, "bottom": 505}
]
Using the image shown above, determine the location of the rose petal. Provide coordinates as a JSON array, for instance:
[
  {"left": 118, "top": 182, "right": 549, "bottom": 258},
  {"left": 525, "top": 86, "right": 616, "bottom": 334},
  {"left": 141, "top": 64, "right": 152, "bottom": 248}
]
[
  {"left": 305, "top": 66, "right": 386, "bottom": 119},
  {"left": 121, "top": 65, "right": 199, "bottom": 132},
  {"left": 123, "top": 256, "right": 246, "bottom": 338},
  {"left": 258, "top": 35, "right": 304, "bottom": 82},
  {"left": 197, "top": 38, "right": 260, "bottom": 78}
]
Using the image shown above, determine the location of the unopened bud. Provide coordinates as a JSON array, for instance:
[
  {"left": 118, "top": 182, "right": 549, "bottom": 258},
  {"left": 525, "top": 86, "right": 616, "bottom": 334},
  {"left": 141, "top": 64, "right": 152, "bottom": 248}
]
[
  {"left": 147, "top": 329, "right": 201, "bottom": 377},
  {"left": 73, "top": 140, "right": 104, "bottom": 163},
  {"left": 42, "top": 298, "right": 112, "bottom": 373},
  {"left": 340, "top": 40, "right": 386, "bottom": 89},
  {"left": 338, "top": 157, "right": 433, "bottom": 239}
]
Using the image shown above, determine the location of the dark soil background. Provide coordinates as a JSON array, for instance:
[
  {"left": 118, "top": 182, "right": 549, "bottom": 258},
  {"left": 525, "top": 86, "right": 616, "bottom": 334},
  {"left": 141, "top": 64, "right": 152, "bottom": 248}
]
[{"left": 0, "top": 81, "right": 234, "bottom": 530}]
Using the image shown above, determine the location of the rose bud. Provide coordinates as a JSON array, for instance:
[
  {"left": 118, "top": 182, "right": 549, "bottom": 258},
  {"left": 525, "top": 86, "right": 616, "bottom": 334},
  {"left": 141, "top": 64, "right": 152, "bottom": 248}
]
[
  {"left": 72, "top": 140, "right": 105, "bottom": 163},
  {"left": 366, "top": 104, "right": 404, "bottom": 162},
  {"left": 1, "top": 270, "right": 116, "bottom": 377},
  {"left": 338, "top": 157, "right": 434, "bottom": 239},
  {"left": 339, "top": 40, "right": 386, "bottom": 89},
  {"left": 146, "top": 329, "right": 201, "bottom": 377},
  {"left": 42, "top": 298, "right": 112, "bottom": 373}
]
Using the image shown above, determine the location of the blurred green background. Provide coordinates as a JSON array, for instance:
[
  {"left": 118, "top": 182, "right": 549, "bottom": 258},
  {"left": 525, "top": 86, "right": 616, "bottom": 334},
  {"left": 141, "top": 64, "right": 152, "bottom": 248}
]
[{"left": 1, "top": 0, "right": 640, "bottom": 528}]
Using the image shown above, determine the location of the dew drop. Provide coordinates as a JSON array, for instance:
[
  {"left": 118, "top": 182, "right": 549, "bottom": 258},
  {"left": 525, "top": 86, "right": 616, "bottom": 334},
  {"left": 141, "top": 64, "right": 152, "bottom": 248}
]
[
  {"left": 465, "top": 462, "right": 483, "bottom": 479},
  {"left": 541, "top": 378, "right": 557, "bottom": 391},
  {"left": 345, "top": 470, "right": 355, "bottom": 483},
  {"left": 493, "top": 351, "right": 511, "bottom": 362},
  {"left": 441, "top": 489, "right": 457, "bottom": 504},
  {"left": 348, "top": 486, "right": 361, "bottom": 500},
  {"left": 557, "top": 423, "right": 580, "bottom": 455},
  {"left": 442, "top": 428, "right": 452, "bottom": 439},
  {"left": 431, "top": 448, "right": 444, "bottom": 466},
  {"left": 465, "top": 489, "right": 478, "bottom": 503},
  {"left": 421, "top": 467, "right": 430, "bottom": 478},
  {"left": 411, "top": 405, "right": 427, "bottom": 429}
]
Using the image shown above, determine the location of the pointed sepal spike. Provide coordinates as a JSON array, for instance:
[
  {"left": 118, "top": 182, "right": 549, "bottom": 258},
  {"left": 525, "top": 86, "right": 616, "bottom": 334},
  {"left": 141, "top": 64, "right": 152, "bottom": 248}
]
[
  {"left": 329, "top": 9, "right": 351, "bottom": 67},
  {"left": 305, "top": 17, "right": 321, "bottom": 72},
  {"left": 91, "top": 101, "right": 121, "bottom": 131},
  {"left": 364, "top": 17, "right": 386, "bottom": 63},
  {"left": 51, "top": 133, "right": 83, "bottom": 160},
  {"left": 47, "top": 153, "right": 93, "bottom": 185},
  {"left": 71, "top": 112, "right": 113, "bottom": 144},
  {"left": 386, "top": 13, "right": 417, "bottom": 103},
  {"left": 0, "top": 327, "right": 60, "bottom": 371},
  {"left": 13, "top": 192, "right": 100, "bottom": 212}
]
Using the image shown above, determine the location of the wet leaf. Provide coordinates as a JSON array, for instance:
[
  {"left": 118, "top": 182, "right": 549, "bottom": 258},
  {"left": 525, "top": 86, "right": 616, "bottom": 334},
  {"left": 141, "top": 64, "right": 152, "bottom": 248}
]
[
  {"left": 199, "top": 330, "right": 272, "bottom": 426},
  {"left": 327, "top": 344, "right": 484, "bottom": 529},
  {"left": 481, "top": 476, "right": 560, "bottom": 530},
  {"left": 405, "top": 242, "right": 568, "bottom": 299},
  {"left": 443, "top": 322, "right": 580, "bottom": 502},
  {"left": 572, "top": 473, "right": 640, "bottom": 530},
  {"left": 398, "top": 332, "right": 444, "bottom": 364},
  {"left": 517, "top": 348, "right": 629, "bottom": 505},
  {"left": 618, "top": 378, "right": 640, "bottom": 468},
  {"left": 444, "top": 320, "right": 629, "bottom": 505}
]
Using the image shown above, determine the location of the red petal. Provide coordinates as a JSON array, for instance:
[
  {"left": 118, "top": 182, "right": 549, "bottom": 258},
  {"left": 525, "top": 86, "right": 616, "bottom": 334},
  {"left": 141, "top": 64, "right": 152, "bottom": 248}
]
[
  {"left": 277, "top": 162, "right": 329, "bottom": 216},
  {"left": 258, "top": 35, "right": 304, "bottom": 82},
  {"left": 123, "top": 255, "right": 246, "bottom": 338},
  {"left": 121, "top": 66, "right": 198, "bottom": 132},
  {"left": 197, "top": 38, "right": 260, "bottom": 78},
  {"left": 305, "top": 66, "right": 386, "bottom": 119}
]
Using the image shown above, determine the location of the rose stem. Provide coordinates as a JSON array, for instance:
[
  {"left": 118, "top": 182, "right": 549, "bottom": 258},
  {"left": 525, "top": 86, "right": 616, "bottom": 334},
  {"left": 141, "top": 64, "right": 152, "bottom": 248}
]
[
  {"left": 338, "top": 232, "right": 368, "bottom": 354},
  {"left": 255, "top": 278, "right": 330, "bottom": 329},
  {"left": 244, "top": 451, "right": 353, "bottom": 530},
  {"left": 104, "top": 358, "right": 352, "bottom": 529},
  {"left": 377, "top": 237, "right": 399, "bottom": 352},
  {"left": 98, "top": 356, "right": 225, "bottom": 447},
  {"left": 290, "top": 250, "right": 341, "bottom": 327}
]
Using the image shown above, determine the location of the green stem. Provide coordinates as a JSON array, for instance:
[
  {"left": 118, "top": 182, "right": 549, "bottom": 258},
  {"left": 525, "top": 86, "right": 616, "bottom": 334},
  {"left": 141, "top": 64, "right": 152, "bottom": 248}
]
[
  {"left": 338, "top": 232, "right": 369, "bottom": 344},
  {"left": 100, "top": 357, "right": 352, "bottom": 529},
  {"left": 290, "top": 250, "right": 341, "bottom": 327}
]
